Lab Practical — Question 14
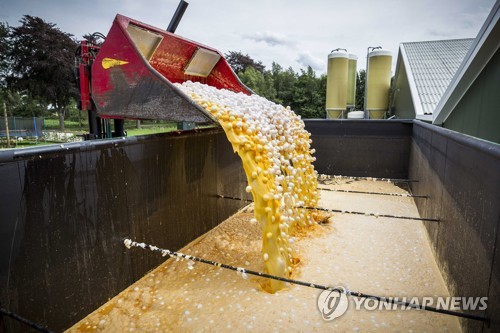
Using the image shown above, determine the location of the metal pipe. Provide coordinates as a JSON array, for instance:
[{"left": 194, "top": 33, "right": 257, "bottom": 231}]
[
  {"left": 113, "top": 119, "right": 125, "bottom": 137},
  {"left": 3, "top": 102, "right": 9, "bottom": 148},
  {"left": 167, "top": 0, "right": 189, "bottom": 33},
  {"left": 87, "top": 108, "right": 100, "bottom": 139}
]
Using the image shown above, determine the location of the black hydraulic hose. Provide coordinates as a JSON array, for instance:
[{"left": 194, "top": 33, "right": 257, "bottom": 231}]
[
  {"left": 318, "top": 174, "right": 418, "bottom": 183},
  {"left": 299, "top": 205, "right": 440, "bottom": 222},
  {"left": 123, "top": 239, "right": 489, "bottom": 324},
  {"left": 0, "top": 307, "right": 54, "bottom": 333},
  {"left": 317, "top": 187, "right": 428, "bottom": 198},
  {"left": 90, "top": 32, "right": 106, "bottom": 41},
  {"left": 216, "top": 194, "right": 253, "bottom": 202},
  {"left": 215, "top": 195, "right": 439, "bottom": 222}
]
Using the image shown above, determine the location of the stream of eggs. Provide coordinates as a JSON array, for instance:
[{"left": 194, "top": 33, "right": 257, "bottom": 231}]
[{"left": 175, "top": 81, "right": 320, "bottom": 292}]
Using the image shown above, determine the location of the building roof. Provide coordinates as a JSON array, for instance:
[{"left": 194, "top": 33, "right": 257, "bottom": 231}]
[
  {"left": 433, "top": 0, "right": 500, "bottom": 125},
  {"left": 398, "top": 38, "right": 474, "bottom": 120}
]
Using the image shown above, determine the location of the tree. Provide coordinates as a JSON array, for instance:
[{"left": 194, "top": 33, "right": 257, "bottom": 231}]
[
  {"left": 225, "top": 51, "right": 265, "bottom": 74},
  {"left": 9, "top": 92, "right": 47, "bottom": 117},
  {"left": 355, "top": 69, "right": 366, "bottom": 111},
  {"left": 1, "top": 22, "right": 48, "bottom": 119},
  {"left": 238, "top": 67, "right": 265, "bottom": 94},
  {"left": 238, "top": 67, "right": 276, "bottom": 101},
  {"left": 262, "top": 71, "right": 277, "bottom": 101},
  {"left": 292, "top": 66, "right": 325, "bottom": 118},
  {"left": 231, "top": 52, "right": 327, "bottom": 119},
  {"left": 0, "top": 22, "right": 10, "bottom": 89},
  {"left": 317, "top": 74, "right": 327, "bottom": 118},
  {"left": 1, "top": 22, "right": 12, "bottom": 144},
  {"left": 7, "top": 15, "right": 78, "bottom": 130},
  {"left": 271, "top": 63, "right": 297, "bottom": 107}
]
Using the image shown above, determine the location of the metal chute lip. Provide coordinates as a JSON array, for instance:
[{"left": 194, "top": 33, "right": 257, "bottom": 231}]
[{"left": 113, "top": 14, "right": 220, "bottom": 125}]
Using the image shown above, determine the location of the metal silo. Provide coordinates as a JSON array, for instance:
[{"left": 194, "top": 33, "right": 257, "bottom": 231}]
[
  {"left": 347, "top": 54, "right": 358, "bottom": 109},
  {"left": 326, "top": 50, "right": 349, "bottom": 119},
  {"left": 365, "top": 49, "right": 392, "bottom": 119}
]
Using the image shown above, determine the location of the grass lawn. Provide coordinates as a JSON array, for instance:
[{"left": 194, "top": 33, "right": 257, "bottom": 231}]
[
  {"left": 0, "top": 138, "right": 55, "bottom": 149},
  {"left": 44, "top": 118, "right": 87, "bottom": 131}
]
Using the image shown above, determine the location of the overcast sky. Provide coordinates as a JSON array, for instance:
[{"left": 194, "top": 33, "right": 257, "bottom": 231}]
[{"left": 0, "top": 0, "right": 495, "bottom": 74}]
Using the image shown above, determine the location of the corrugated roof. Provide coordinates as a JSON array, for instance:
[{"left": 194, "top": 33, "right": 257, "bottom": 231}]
[
  {"left": 433, "top": 1, "right": 500, "bottom": 125},
  {"left": 402, "top": 39, "right": 474, "bottom": 115}
]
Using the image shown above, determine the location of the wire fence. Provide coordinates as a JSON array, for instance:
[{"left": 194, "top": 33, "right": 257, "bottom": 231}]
[{"left": 0, "top": 117, "right": 44, "bottom": 138}]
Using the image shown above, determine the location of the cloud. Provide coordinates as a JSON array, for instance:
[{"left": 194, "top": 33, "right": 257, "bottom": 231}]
[
  {"left": 296, "top": 52, "right": 324, "bottom": 72},
  {"left": 426, "top": 28, "right": 455, "bottom": 38},
  {"left": 2, "top": 0, "right": 494, "bottom": 74},
  {"left": 243, "top": 31, "right": 295, "bottom": 47}
]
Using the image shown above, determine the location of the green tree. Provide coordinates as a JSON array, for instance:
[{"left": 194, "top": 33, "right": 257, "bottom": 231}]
[
  {"left": 239, "top": 67, "right": 265, "bottom": 93},
  {"left": 225, "top": 51, "right": 265, "bottom": 74},
  {"left": 317, "top": 74, "right": 327, "bottom": 118},
  {"left": 7, "top": 15, "right": 78, "bottom": 130},
  {"left": 262, "top": 71, "right": 277, "bottom": 101},
  {"left": 1, "top": 22, "right": 46, "bottom": 119},
  {"left": 239, "top": 67, "right": 276, "bottom": 101},
  {"left": 271, "top": 63, "right": 297, "bottom": 107},
  {"left": 292, "top": 66, "right": 324, "bottom": 118},
  {"left": 0, "top": 89, "right": 46, "bottom": 118},
  {"left": 1, "top": 21, "right": 12, "bottom": 140},
  {"left": 0, "top": 22, "right": 10, "bottom": 89},
  {"left": 11, "top": 92, "right": 47, "bottom": 117},
  {"left": 355, "top": 69, "right": 366, "bottom": 111},
  {"left": 232, "top": 53, "right": 327, "bottom": 119}
]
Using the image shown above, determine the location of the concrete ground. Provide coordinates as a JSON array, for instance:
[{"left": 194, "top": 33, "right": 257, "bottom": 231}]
[{"left": 67, "top": 177, "right": 461, "bottom": 332}]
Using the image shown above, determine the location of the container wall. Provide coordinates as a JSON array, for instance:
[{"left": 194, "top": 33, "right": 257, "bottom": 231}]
[
  {"left": 305, "top": 119, "right": 412, "bottom": 179},
  {"left": 409, "top": 121, "right": 500, "bottom": 333},
  {"left": 2, "top": 119, "right": 498, "bottom": 332},
  {"left": 0, "top": 128, "right": 247, "bottom": 332}
]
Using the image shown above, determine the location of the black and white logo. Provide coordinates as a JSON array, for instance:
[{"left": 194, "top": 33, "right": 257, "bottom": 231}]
[{"left": 317, "top": 286, "right": 349, "bottom": 321}]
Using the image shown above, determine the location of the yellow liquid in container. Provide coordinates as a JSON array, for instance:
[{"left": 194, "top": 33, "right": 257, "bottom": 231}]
[
  {"left": 366, "top": 50, "right": 392, "bottom": 114},
  {"left": 175, "top": 81, "right": 320, "bottom": 292}
]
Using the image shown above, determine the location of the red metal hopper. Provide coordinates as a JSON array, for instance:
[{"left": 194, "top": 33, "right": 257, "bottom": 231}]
[{"left": 90, "top": 14, "right": 252, "bottom": 123}]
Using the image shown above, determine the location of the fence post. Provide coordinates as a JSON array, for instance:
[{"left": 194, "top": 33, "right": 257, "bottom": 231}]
[
  {"left": 3, "top": 102, "right": 9, "bottom": 148},
  {"left": 33, "top": 116, "right": 38, "bottom": 144}
]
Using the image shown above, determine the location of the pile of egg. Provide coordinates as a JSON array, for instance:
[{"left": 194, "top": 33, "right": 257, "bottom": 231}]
[{"left": 175, "top": 81, "right": 320, "bottom": 292}]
